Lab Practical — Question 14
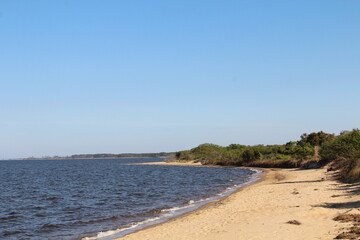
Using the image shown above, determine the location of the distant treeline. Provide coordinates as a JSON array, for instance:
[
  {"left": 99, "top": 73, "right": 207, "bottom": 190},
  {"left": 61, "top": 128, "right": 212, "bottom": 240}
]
[
  {"left": 69, "top": 152, "right": 174, "bottom": 159},
  {"left": 175, "top": 129, "right": 360, "bottom": 182},
  {"left": 26, "top": 152, "right": 175, "bottom": 160}
]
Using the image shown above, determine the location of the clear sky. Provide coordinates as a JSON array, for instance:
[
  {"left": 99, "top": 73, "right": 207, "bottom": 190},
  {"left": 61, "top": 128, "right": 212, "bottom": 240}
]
[{"left": 1, "top": 0, "right": 359, "bottom": 159}]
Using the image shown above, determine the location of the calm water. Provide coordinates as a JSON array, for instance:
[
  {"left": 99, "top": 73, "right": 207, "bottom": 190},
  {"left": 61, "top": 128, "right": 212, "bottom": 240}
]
[{"left": 0, "top": 158, "right": 259, "bottom": 240}]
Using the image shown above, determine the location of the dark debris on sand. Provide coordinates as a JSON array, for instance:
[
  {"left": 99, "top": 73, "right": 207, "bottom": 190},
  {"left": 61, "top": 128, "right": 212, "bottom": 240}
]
[
  {"left": 286, "top": 220, "right": 301, "bottom": 225},
  {"left": 333, "top": 214, "right": 360, "bottom": 239}
]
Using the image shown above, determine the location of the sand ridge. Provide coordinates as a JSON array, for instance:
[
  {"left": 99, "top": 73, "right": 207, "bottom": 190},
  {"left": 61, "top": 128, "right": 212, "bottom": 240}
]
[{"left": 116, "top": 165, "right": 359, "bottom": 240}]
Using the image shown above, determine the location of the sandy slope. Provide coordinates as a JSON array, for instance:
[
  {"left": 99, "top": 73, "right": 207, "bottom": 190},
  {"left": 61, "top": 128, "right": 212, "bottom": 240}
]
[{"left": 116, "top": 165, "right": 360, "bottom": 240}]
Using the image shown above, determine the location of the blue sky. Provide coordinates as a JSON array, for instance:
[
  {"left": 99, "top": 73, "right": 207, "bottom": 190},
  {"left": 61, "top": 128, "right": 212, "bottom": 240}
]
[{"left": 1, "top": 0, "right": 359, "bottom": 158}]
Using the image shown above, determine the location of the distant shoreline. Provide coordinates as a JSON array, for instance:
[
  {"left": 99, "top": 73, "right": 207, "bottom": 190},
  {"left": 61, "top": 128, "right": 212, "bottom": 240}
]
[{"left": 11, "top": 155, "right": 173, "bottom": 161}]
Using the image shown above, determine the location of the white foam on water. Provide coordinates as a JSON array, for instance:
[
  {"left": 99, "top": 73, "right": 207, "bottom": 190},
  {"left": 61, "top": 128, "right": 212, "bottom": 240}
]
[{"left": 81, "top": 168, "right": 262, "bottom": 240}]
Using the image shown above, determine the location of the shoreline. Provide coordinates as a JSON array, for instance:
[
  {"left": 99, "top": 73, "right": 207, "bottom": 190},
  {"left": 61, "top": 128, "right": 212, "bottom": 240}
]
[
  {"left": 14, "top": 156, "right": 171, "bottom": 161},
  {"left": 113, "top": 163, "right": 359, "bottom": 240},
  {"left": 110, "top": 165, "right": 265, "bottom": 240},
  {"left": 85, "top": 162, "right": 262, "bottom": 240},
  {"left": 127, "top": 161, "right": 203, "bottom": 166}
]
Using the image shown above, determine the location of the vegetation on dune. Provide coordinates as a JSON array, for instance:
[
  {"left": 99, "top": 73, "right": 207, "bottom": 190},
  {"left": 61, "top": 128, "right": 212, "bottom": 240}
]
[
  {"left": 176, "top": 131, "right": 331, "bottom": 167},
  {"left": 320, "top": 129, "right": 360, "bottom": 182},
  {"left": 175, "top": 129, "right": 360, "bottom": 182}
]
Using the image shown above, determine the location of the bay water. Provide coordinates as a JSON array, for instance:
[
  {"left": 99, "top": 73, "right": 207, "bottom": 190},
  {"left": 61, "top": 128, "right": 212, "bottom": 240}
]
[{"left": 0, "top": 158, "right": 260, "bottom": 240}]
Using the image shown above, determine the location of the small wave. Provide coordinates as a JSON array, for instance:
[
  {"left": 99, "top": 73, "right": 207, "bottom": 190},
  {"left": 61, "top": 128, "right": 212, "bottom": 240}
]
[
  {"left": 73, "top": 216, "right": 120, "bottom": 226},
  {"left": 2, "top": 230, "right": 26, "bottom": 237},
  {"left": 36, "top": 223, "right": 64, "bottom": 233},
  {"left": 130, "top": 192, "right": 145, "bottom": 197},
  {"left": 46, "top": 196, "right": 58, "bottom": 201},
  {"left": 32, "top": 206, "right": 44, "bottom": 210},
  {"left": 0, "top": 215, "right": 20, "bottom": 221},
  {"left": 41, "top": 223, "right": 59, "bottom": 229},
  {"left": 136, "top": 206, "right": 171, "bottom": 217},
  {"left": 82, "top": 217, "right": 162, "bottom": 240},
  {"left": 34, "top": 213, "right": 46, "bottom": 217}
]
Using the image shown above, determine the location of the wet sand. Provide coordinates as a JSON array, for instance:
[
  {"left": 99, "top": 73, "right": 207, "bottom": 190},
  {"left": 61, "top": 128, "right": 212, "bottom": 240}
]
[{"left": 116, "top": 163, "right": 359, "bottom": 240}]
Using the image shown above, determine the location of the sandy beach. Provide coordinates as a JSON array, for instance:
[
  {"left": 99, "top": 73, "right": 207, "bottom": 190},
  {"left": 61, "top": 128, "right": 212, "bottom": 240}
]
[{"left": 117, "top": 163, "right": 360, "bottom": 240}]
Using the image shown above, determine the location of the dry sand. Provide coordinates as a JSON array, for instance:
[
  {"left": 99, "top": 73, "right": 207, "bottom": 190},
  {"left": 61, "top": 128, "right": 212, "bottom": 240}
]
[{"left": 116, "top": 163, "right": 360, "bottom": 240}]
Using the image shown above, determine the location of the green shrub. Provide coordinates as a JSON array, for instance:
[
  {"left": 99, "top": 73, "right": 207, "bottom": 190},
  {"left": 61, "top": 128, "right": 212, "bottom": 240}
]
[
  {"left": 175, "top": 150, "right": 193, "bottom": 160},
  {"left": 190, "top": 143, "right": 225, "bottom": 164},
  {"left": 241, "top": 148, "right": 261, "bottom": 163},
  {"left": 321, "top": 129, "right": 360, "bottom": 162},
  {"left": 320, "top": 129, "right": 360, "bottom": 182}
]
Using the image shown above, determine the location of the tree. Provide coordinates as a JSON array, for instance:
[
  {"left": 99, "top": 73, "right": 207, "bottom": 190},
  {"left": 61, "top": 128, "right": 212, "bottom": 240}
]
[
  {"left": 226, "top": 144, "right": 246, "bottom": 150},
  {"left": 241, "top": 148, "right": 261, "bottom": 163},
  {"left": 298, "top": 131, "right": 334, "bottom": 147}
]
